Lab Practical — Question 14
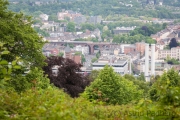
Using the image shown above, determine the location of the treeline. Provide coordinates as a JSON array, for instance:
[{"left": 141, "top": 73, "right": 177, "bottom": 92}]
[
  {"left": 112, "top": 23, "right": 166, "bottom": 44},
  {"left": 8, "top": 0, "right": 180, "bottom": 19}
]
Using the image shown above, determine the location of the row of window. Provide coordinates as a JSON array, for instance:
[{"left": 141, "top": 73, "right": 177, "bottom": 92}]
[{"left": 93, "top": 62, "right": 127, "bottom": 68}]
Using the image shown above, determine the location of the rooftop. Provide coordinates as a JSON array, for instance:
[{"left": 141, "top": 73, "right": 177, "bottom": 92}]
[{"left": 64, "top": 44, "right": 71, "bottom": 53}]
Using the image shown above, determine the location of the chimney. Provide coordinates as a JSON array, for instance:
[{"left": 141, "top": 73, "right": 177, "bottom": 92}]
[
  {"left": 151, "top": 44, "right": 155, "bottom": 76},
  {"left": 145, "top": 44, "right": 150, "bottom": 82}
]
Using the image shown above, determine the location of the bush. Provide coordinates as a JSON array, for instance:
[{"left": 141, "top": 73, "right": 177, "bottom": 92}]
[{"left": 0, "top": 87, "right": 135, "bottom": 120}]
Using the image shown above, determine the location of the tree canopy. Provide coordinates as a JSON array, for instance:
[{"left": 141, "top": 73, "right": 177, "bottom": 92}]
[
  {"left": 43, "top": 56, "right": 90, "bottom": 97},
  {"left": 0, "top": 0, "right": 50, "bottom": 93},
  {"left": 0, "top": 0, "right": 46, "bottom": 69},
  {"left": 66, "top": 22, "right": 75, "bottom": 32},
  {"left": 83, "top": 65, "right": 143, "bottom": 105},
  {"left": 169, "top": 38, "right": 179, "bottom": 49}
]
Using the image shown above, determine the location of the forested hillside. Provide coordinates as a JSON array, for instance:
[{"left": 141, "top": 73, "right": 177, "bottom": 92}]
[{"left": 8, "top": 0, "right": 180, "bottom": 18}]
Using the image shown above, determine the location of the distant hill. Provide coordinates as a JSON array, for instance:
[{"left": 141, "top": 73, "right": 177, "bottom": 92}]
[{"left": 8, "top": 0, "right": 180, "bottom": 19}]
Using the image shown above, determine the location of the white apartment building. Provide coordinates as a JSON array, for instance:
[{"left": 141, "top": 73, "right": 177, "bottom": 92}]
[
  {"left": 158, "top": 47, "right": 180, "bottom": 59},
  {"left": 75, "top": 45, "right": 89, "bottom": 55},
  {"left": 92, "top": 59, "right": 129, "bottom": 75}
]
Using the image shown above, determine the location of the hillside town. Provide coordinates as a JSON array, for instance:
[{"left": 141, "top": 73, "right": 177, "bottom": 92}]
[{"left": 38, "top": 9, "right": 180, "bottom": 81}]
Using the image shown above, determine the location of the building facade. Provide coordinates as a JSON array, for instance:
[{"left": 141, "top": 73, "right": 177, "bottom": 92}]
[
  {"left": 135, "top": 42, "right": 146, "bottom": 56},
  {"left": 92, "top": 59, "right": 129, "bottom": 75},
  {"left": 158, "top": 47, "right": 180, "bottom": 60}
]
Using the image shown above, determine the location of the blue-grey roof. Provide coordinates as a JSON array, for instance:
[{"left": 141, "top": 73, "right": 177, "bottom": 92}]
[{"left": 65, "top": 44, "right": 71, "bottom": 53}]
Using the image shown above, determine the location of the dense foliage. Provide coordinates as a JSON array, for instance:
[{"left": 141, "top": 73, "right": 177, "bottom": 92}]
[
  {"left": 113, "top": 34, "right": 156, "bottom": 44},
  {"left": 130, "top": 24, "right": 167, "bottom": 36},
  {"left": 149, "top": 68, "right": 180, "bottom": 101},
  {"left": 0, "top": 87, "right": 151, "bottom": 120},
  {"left": 83, "top": 65, "right": 143, "bottom": 105},
  {"left": 0, "top": 1, "right": 46, "bottom": 69}
]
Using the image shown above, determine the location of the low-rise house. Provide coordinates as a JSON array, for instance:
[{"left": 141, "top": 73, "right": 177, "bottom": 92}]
[
  {"left": 156, "top": 41, "right": 165, "bottom": 50},
  {"left": 39, "top": 14, "right": 49, "bottom": 21}
]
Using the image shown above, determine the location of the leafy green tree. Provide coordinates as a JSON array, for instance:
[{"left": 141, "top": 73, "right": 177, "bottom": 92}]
[
  {"left": 0, "top": 0, "right": 48, "bottom": 92},
  {"left": 0, "top": 42, "right": 21, "bottom": 81},
  {"left": 88, "top": 70, "right": 100, "bottom": 82},
  {"left": 113, "top": 34, "right": 156, "bottom": 44},
  {"left": 66, "top": 22, "right": 75, "bottom": 32},
  {"left": 0, "top": 0, "right": 46, "bottom": 69},
  {"left": 162, "top": 23, "right": 167, "bottom": 29},
  {"left": 91, "top": 38, "right": 98, "bottom": 42},
  {"left": 48, "top": 14, "right": 58, "bottom": 21},
  {"left": 34, "top": 27, "right": 50, "bottom": 37},
  {"left": 96, "top": 51, "right": 100, "bottom": 59},
  {"left": 58, "top": 52, "right": 64, "bottom": 57},
  {"left": 137, "top": 73, "right": 146, "bottom": 81},
  {"left": 124, "top": 74, "right": 150, "bottom": 95},
  {"left": 81, "top": 54, "right": 86, "bottom": 63},
  {"left": 91, "top": 58, "right": 98, "bottom": 63},
  {"left": 33, "top": 11, "right": 43, "bottom": 17},
  {"left": 81, "top": 23, "right": 96, "bottom": 31},
  {"left": 166, "top": 58, "right": 180, "bottom": 65},
  {"left": 144, "top": 68, "right": 180, "bottom": 119},
  {"left": 149, "top": 68, "right": 180, "bottom": 101},
  {"left": 83, "top": 65, "right": 143, "bottom": 105},
  {"left": 101, "top": 30, "right": 112, "bottom": 40}
]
